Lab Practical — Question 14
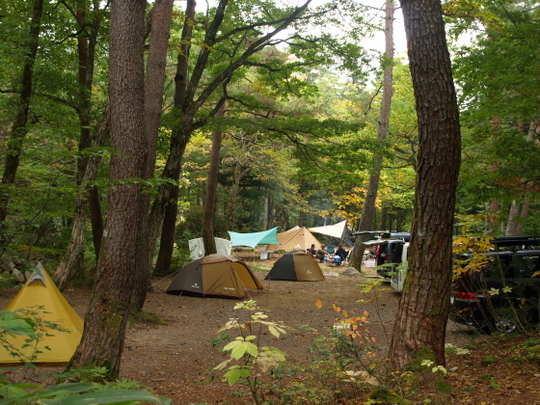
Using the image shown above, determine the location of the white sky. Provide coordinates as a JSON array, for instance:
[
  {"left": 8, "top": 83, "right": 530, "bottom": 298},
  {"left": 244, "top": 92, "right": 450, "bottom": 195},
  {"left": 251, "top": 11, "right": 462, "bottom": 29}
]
[{"left": 184, "top": 0, "right": 407, "bottom": 56}]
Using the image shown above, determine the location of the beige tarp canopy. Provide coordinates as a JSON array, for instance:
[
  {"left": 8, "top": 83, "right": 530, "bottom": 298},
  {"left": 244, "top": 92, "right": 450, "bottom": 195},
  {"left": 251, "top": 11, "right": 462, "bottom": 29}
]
[{"left": 309, "top": 220, "right": 347, "bottom": 239}]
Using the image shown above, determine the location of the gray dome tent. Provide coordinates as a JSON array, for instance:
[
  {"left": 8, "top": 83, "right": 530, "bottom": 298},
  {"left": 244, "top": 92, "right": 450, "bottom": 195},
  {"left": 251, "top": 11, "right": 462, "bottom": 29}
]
[{"left": 265, "top": 252, "right": 325, "bottom": 281}]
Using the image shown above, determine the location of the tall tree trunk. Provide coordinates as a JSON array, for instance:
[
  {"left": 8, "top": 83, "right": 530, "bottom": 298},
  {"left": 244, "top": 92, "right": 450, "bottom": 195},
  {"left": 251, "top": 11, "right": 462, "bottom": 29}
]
[
  {"left": 0, "top": 0, "right": 43, "bottom": 243},
  {"left": 349, "top": 0, "right": 394, "bottom": 268},
  {"left": 202, "top": 104, "right": 226, "bottom": 255},
  {"left": 506, "top": 200, "right": 520, "bottom": 236},
  {"left": 55, "top": 1, "right": 105, "bottom": 289},
  {"left": 389, "top": 0, "right": 461, "bottom": 370},
  {"left": 151, "top": 0, "right": 197, "bottom": 276},
  {"left": 225, "top": 163, "right": 249, "bottom": 231},
  {"left": 514, "top": 195, "right": 530, "bottom": 236},
  {"left": 486, "top": 116, "right": 501, "bottom": 235},
  {"left": 505, "top": 119, "right": 537, "bottom": 237},
  {"left": 131, "top": 0, "right": 174, "bottom": 312},
  {"left": 263, "top": 196, "right": 270, "bottom": 230},
  {"left": 67, "top": 0, "right": 148, "bottom": 379}
]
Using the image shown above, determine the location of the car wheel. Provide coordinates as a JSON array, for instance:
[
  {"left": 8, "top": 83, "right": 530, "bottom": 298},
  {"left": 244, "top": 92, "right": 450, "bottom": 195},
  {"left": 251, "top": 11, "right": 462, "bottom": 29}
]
[{"left": 483, "top": 317, "right": 517, "bottom": 334}]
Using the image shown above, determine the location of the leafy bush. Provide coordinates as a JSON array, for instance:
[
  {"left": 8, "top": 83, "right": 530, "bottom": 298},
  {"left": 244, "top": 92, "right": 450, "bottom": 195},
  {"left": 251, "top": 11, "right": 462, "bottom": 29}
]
[{"left": 0, "top": 310, "right": 171, "bottom": 404}]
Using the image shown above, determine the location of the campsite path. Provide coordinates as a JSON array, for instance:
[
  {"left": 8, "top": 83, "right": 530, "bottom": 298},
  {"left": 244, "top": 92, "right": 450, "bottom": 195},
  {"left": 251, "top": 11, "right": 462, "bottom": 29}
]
[
  {"left": 118, "top": 258, "right": 473, "bottom": 405},
  {"left": 0, "top": 257, "right": 475, "bottom": 405}
]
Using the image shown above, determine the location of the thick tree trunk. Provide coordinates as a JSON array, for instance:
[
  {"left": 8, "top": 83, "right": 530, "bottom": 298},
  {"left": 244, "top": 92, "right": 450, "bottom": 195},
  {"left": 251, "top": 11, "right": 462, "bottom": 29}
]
[
  {"left": 68, "top": 0, "right": 148, "bottom": 379},
  {"left": 0, "top": 0, "right": 43, "bottom": 240},
  {"left": 349, "top": 1, "right": 394, "bottom": 269},
  {"left": 389, "top": 0, "right": 461, "bottom": 370},
  {"left": 131, "top": 0, "right": 174, "bottom": 313}
]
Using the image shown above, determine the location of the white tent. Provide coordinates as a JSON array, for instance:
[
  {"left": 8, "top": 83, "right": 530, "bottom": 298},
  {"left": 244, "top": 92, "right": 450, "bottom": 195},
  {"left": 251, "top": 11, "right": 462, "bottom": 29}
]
[
  {"left": 309, "top": 220, "right": 347, "bottom": 239},
  {"left": 188, "top": 237, "right": 232, "bottom": 260}
]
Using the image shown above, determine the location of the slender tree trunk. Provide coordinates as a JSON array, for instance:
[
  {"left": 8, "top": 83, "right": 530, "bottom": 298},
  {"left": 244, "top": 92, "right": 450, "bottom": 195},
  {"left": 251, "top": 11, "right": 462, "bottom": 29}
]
[
  {"left": 505, "top": 120, "right": 537, "bottom": 237},
  {"left": 263, "top": 196, "right": 270, "bottom": 230},
  {"left": 349, "top": 1, "right": 394, "bottom": 269},
  {"left": 0, "top": 0, "right": 43, "bottom": 242},
  {"left": 506, "top": 200, "right": 520, "bottom": 236},
  {"left": 67, "top": 0, "right": 148, "bottom": 379},
  {"left": 514, "top": 195, "right": 530, "bottom": 236},
  {"left": 131, "top": 0, "right": 174, "bottom": 312},
  {"left": 202, "top": 104, "right": 226, "bottom": 255},
  {"left": 151, "top": 0, "right": 197, "bottom": 275},
  {"left": 225, "top": 163, "right": 249, "bottom": 231},
  {"left": 389, "top": 0, "right": 461, "bottom": 370},
  {"left": 486, "top": 116, "right": 501, "bottom": 235},
  {"left": 55, "top": 1, "right": 104, "bottom": 289}
]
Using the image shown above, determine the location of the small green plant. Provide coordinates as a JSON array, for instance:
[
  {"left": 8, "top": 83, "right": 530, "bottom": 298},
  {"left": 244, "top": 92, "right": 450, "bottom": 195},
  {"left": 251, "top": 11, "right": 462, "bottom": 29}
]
[
  {"left": 481, "top": 355, "right": 498, "bottom": 365},
  {"left": 214, "top": 300, "right": 287, "bottom": 405},
  {"left": 0, "top": 306, "right": 68, "bottom": 366},
  {"left": 210, "top": 332, "right": 233, "bottom": 349},
  {"left": 420, "top": 359, "right": 447, "bottom": 376}
]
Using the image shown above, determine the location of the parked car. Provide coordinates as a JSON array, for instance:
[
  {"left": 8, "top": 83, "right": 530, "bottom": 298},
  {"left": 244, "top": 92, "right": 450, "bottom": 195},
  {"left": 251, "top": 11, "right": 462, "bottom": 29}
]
[
  {"left": 391, "top": 235, "right": 540, "bottom": 293},
  {"left": 354, "top": 232, "right": 410, "bottom": 280},
  {"left": 450, "top": 237, "right": 540, "bottom": 333}
]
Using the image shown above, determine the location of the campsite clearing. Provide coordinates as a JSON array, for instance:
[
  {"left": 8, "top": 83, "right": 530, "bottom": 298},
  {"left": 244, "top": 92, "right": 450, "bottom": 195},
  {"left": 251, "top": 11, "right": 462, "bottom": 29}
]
[{"left": 0, "top": 255, "right": 539, "bottom": 404}]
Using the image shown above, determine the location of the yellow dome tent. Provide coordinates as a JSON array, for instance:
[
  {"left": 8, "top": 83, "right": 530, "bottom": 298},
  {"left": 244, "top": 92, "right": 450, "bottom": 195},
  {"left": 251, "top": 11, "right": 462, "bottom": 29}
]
[{"left": 0, "top": 262, "right": 83, "bottom": 363}]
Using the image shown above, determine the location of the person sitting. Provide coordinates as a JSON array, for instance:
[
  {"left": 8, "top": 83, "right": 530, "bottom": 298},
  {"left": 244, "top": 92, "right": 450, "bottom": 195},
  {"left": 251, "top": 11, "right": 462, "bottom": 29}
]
[
  {"left": 335, "top": 245, "right": 348, "bottom": 264},
  {"left": 307, "top": 244, "right": 317, "bottom": 256},
  {"left": 333, "top": 254, "right": 342, "bottom": 265},
  {"left": 315, "top": 245, "right": 326, "bottom": 263}
]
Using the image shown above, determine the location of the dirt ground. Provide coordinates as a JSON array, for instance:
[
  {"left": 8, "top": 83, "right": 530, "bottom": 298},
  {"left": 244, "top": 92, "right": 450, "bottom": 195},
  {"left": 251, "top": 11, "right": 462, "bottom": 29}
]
[{"left": 2, "top": 254, "right": 540, "bottom": 404}]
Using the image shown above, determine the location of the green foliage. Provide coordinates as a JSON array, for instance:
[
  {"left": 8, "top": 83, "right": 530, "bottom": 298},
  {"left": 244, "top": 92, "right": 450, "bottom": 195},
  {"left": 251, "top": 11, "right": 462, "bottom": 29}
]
[
  {"left": 0, "top": 306, "right": 70, "bottom": 365},
  {"left": 448, "top": 0, "right": 540, "bottom": 232},
  {"left": 0, "top": 311, "right": 171, "bottom": 404},
  {"left": 0, "top": 381, "right": 171, "bottom": 405}
]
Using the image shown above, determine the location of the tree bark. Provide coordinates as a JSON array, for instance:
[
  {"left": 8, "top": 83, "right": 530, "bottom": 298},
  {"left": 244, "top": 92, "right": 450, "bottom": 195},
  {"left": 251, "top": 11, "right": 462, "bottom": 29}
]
[
  {"left": 389, "top": 0, "right": 461, "bottom": 370},
  {"left": 505, "top": 119, "right": 536, "bottom": 237},
  {"left": 55, "top": 0, "right": 105, "bottom": 289},
  {"left": 131, "top": 0, "right": 174, "bottom": 312},
  {"left": 349, "top": 1, "right": 394, "bottom": 269},
  {"left": 225, "top": 162, "right": 249, "bottom": 231},
  {"left": 151, "top": 0, "right": 197, "bottom": 276},
  {"left": 0, "top": 0, "right": 43, "bottom": 241},
  {"left": 202, "top": 104, "right": 226, "bottom": 255},
  {"left": 68, "top": 0, "right": 148, "bottom": 379}
]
